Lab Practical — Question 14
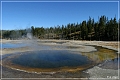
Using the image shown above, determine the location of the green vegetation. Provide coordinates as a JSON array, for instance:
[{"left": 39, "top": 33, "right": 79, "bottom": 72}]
[{"left": 1, "top": 15, "right": 119, "bottom": 41}]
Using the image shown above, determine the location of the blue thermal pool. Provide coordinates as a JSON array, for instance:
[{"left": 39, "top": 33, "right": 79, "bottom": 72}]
[
  {"left": 2, "top": 50, "right": 92, "bottom": 72},
  {"left": 2, "top": 45, "right": 118, "bottom": 73},
  {"left": 8, "top": 50, "right": 90, "bottom": 68}
]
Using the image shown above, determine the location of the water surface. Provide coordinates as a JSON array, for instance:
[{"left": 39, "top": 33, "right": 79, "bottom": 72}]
[
  {"left": 2, "top": 43, "right": 26, "bottom": 49},
  {"left": 8, "top": 50, "right": 91, "bottom": 68}
]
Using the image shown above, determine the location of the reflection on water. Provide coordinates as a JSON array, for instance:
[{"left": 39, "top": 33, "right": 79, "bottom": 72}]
[{"left": 8, "top": 50, "right": 91, "bottom": 68}]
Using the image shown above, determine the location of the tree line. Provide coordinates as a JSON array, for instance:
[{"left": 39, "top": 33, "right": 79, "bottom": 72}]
[{"left": 1, "top": 15, "right": 119, "bottom": 41}]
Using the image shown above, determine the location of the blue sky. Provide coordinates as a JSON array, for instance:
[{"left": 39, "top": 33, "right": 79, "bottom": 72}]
[{"left": 1, "top": 1, "right": 119, "bottom": 30}]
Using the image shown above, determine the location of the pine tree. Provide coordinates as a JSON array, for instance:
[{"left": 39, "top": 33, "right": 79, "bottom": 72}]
[{"left": 81, "top": 21, "right": 88, "bottom": 40}]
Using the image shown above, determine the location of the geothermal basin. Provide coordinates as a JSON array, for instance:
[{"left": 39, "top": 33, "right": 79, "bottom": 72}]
[
  {"left": 2, "top": 50, "right": 92, "bottom": 73},
  {"left": 1, "top": 40, "right": 119, "bottom": 78}
]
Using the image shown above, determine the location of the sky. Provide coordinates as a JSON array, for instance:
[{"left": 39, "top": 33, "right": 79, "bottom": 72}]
[{"left": 1, "top": 1, "right": 119, "bottom": 30}]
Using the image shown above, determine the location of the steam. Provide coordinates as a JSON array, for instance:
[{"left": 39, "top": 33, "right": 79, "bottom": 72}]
[
  {"left": 26, "top": 28, "right": 33, "bottom": 40},
  {"left": 27, "top": 33, "right": 33, "bottom": 39}
]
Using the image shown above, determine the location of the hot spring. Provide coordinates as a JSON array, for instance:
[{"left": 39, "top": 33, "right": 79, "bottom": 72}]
[
  {"left": 2, "top": 50, "right": 92, "bottom": 72},
  {"left": 2, "top": 41, "right": 118, "bottom": 74}
]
